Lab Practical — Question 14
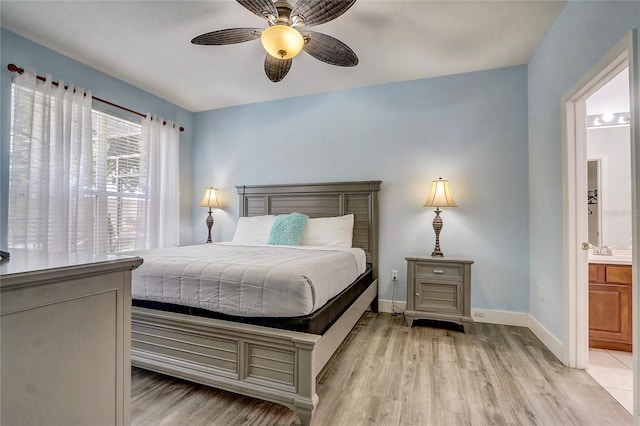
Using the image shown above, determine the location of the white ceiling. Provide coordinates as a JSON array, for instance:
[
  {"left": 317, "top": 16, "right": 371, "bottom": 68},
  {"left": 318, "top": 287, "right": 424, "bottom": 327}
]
[{"left": 1, "top": 0, "right": 568, "bottom": 112}]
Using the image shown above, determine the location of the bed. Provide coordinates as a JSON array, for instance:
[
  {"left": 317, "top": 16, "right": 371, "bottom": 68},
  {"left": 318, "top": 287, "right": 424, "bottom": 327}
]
[{"left": 130, "top": 181, "right": 380, "bottom": 425}]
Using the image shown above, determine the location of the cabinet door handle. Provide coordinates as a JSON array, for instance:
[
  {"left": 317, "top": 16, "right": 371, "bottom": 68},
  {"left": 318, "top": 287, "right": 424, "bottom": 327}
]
[
  {"left": 415, "top": 293, "right": 419, "bottom": 296},
  {"left": 433, "top": 269, "right": 444, "bottom": 274}
]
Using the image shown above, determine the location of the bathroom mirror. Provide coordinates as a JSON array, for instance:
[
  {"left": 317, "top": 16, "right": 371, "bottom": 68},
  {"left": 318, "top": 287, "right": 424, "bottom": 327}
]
[
  {"left": 586, "top": 125, "right": 632, "bottom": 249},
  {"left": 587, "top": 160, "right": 601, "bottom": 247}
]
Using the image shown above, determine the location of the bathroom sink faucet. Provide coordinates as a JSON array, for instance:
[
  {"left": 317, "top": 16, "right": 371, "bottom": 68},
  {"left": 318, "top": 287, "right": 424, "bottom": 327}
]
[{"left": 593, "top": 245, "right": 613, "bottom": 256}]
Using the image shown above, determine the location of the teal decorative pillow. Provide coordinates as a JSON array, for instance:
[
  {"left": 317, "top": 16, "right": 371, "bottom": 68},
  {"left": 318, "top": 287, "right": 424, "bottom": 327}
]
[{"left": 268, "top": 213, "right": 309, "bottom": 246}]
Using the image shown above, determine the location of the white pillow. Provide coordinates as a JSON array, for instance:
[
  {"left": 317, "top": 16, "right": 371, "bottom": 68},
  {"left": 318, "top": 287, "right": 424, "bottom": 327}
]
[
  {"left": 300, "top": 214, "right": 354, "bottom": 248},
  {"left": 232, "top": 215, "right": 276, "bottom": 244}
]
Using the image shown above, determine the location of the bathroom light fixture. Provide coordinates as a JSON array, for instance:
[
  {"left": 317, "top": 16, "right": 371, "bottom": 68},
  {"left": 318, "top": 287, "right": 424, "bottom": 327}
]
[
  {"left": 423, "top": 178, "right": 457, "bottom": 257},
  {"left": 601, "top": 112, "right": 614, "bottom": 122},
  {"left": 199, "top": 187, "right": 220, "bottom": 243},
  {"left": 587, "top": 112, "right": 631, "bottom": 128},
  {"left": 261, "top": 25, "right": 305, "bottom": 59}
]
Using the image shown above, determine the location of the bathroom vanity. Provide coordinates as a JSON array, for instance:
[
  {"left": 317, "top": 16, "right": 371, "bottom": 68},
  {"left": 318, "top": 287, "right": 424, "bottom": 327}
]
[{"left": 589, "top": 251, "right": 633, "bottom": 352}]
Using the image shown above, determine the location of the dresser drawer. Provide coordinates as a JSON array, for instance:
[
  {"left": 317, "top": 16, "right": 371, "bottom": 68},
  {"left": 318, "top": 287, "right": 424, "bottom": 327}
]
[{"left": 414, "top": 263, "right": 462, "bottom": 279}]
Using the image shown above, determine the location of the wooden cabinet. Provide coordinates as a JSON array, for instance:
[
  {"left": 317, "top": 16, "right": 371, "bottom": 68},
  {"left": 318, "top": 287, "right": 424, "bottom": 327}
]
[
  {"left": 405, "top": 256, "right": 473, "bottom": 329},
  {"left": 589, "top": 263, "right": 633, "bottom": 351},
  {"left": 1, "top": 250, "right": 143, "bottom": 425}
]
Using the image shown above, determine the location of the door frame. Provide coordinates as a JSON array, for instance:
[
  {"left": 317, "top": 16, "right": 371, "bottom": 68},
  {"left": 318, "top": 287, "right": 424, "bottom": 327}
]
[{"left": 562, "top": 30, "right": 637, "bottom": 371}]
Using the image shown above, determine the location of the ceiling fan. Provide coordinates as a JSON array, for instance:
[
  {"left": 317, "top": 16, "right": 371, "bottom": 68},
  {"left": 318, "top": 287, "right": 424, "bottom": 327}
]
[{"left": 191, "top": 0, "right": 359, "bottom": 82}]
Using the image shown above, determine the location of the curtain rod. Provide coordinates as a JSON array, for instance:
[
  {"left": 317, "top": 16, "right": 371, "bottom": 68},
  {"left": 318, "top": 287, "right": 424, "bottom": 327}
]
[{"left": 7, "top": 63, "right": 184, "bottom": 132}]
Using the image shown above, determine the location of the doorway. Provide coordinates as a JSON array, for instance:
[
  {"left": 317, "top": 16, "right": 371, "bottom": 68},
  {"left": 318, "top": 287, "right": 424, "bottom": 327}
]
[
  {"left": 584, "top": 66, "right": 633, "bottom": 413},
  {"left": 562, "top": 30, "right": 638, "bottom": 415}
]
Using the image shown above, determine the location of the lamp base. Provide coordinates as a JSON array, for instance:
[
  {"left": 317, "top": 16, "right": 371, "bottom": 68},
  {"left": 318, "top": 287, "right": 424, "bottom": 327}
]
[
  {"left": 431, "top": 208, "right": 444, "bottom": 257},
  {"left": 205, "top": 208, "right": 214, "bottom": 243}
]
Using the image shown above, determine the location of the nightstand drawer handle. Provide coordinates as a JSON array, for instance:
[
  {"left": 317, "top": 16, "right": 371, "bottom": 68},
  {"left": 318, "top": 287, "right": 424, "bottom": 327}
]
[{"left": 433, "top": 269, "right": 444, "bottom": 274}]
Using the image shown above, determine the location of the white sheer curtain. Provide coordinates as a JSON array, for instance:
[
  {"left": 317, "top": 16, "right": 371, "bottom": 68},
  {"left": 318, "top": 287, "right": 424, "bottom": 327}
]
[
  {"left": 136, "top": 114, "right": 180, "bottom": 249},
  {"left": 8, "top": 68, "right": 94, "bottom": 252}
]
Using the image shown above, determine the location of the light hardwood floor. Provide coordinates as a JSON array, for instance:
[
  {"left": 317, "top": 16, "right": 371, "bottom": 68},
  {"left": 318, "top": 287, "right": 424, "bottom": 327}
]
[{"left": 132, "top": 313, "right": 632, "bottom": 425}]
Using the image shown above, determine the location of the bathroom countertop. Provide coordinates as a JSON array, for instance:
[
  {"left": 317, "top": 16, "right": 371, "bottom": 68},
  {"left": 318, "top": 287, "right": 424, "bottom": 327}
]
[{"left": 589, "top": 249, "right": 632, "bottom": 265}]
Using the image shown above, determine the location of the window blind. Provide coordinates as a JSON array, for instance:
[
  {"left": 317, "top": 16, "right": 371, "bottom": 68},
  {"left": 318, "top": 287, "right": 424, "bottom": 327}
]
[
  {"left": 9, "top": 78, "right": 155, "bottom": 254},
  {"left": 92, "top": 109, "right": 144, "bottom": 254}
]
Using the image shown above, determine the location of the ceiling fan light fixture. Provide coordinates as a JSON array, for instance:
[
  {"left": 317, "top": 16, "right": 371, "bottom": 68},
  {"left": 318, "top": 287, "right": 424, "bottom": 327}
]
[{"left": 261, "top": 25, "right": 304, "bottom": 59}]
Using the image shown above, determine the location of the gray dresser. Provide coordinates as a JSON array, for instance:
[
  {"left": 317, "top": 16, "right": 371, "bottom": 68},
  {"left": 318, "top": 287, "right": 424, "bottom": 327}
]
[
  {"left": 1, "top": 250, "right": 142, "bottom": 425},
  {"left": 405, "top": 256, "right": 473, "bottom": 329}
]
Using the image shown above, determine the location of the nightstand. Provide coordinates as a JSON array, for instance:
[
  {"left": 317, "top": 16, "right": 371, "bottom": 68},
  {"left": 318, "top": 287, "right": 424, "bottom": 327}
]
[{"left": 405, "top": 256, "right": 474, "bottom": 329}]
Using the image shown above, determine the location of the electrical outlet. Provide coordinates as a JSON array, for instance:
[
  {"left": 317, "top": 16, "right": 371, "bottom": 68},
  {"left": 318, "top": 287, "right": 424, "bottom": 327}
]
[
  {"left": 391, "top": 270, "right": 398, "bottom": 280},
  {"left": 540, "top": 286, "right": 544, "bottom": 300}
]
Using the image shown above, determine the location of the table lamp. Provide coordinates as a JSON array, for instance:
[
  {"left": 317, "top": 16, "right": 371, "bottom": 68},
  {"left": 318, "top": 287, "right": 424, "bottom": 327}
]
[
  {"left": 423, "top": 177, "right": 457, "bottom": 257},
  {"left": 199, "top": 187, "right": 220, "bottom": 243}
]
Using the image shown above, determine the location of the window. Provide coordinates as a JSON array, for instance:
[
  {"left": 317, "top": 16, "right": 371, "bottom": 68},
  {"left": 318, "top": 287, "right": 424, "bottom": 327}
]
[
  {"left": 92, "top": 109, "right": 144, "bottom": 254},
  {"left": 8, "top": 79, "right": 145, "bottom": 254},
  {"left": 8, "top": 72, "right": 179, "bottom": 253}
]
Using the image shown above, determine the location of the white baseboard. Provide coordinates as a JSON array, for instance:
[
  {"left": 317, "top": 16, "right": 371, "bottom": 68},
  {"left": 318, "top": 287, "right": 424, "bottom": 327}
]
[
  {"left": 471, "top": 309, "right": 529, "bottom": 326},
  {"left": 471, "top": 309, "right": 563, "bottom": 361},
  {"left": 527, "top": 314, "right": 564, "bottom": 361},
  {"left": 379, "top": 300, "right": 563, "bottom": 361},
  {"left": 378, "top": 299, "right": 406, "bottom": 313}
]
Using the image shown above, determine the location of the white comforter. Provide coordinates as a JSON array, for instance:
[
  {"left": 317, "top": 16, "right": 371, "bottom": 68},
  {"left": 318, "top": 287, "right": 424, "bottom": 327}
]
[{"left": 131, "top": 242, "right": 366, "bottom": 317}]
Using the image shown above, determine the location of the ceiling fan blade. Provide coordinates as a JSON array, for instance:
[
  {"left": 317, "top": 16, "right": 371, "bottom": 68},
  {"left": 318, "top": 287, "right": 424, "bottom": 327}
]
[
  {"left": 302, "top": 31, "right": 358, "bottom": 66},
  {"left": 237, "top": 0, "right": 278, "bottom": 21},
  {"left": 191, "top": 28, "right": 262, "bottom": 45},
  {"left": 291, "top": 0, "right": 357, "bottom": 27},
  {"left": 264, "top": 54, "right": 292, "bottom": 82}
]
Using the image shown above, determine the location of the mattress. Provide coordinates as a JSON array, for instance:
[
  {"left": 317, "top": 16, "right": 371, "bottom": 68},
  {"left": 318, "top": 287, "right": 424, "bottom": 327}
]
[{"left": 131, "top": 242, "right": 366, "bottom": 317}]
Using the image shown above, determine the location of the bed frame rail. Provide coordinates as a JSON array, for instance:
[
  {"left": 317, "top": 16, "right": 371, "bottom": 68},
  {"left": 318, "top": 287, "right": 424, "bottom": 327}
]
[{"left": 132, "top": 280, "right": 377, "bottom": 425}]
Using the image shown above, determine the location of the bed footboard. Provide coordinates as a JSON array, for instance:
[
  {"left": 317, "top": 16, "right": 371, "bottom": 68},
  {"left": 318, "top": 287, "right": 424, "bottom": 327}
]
[{"left": 131, "top": 280, "right": 377, "bottom": 425}]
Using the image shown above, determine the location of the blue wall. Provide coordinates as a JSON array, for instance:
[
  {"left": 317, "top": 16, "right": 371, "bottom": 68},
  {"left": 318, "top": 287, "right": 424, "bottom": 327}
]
[
  {"left": 0, "top": 29, "right": 195, "bottom": 248},
  {"left": 8, "top": 0, "right": 637, "bottom": 332},
  {"left": 193, "top": 65, "right": 531, "bottom": 311},
  {"left": 527, "top": 1, "right": 640, "bottom": 341}
]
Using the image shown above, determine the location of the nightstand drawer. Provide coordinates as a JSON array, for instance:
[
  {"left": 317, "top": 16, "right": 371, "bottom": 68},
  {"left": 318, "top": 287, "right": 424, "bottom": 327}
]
[{"left": 414, "top": 263, "right": 462, "bottom": 279}]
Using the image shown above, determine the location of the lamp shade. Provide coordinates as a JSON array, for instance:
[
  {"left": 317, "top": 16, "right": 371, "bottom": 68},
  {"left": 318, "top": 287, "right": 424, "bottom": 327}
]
[
  {"left": 261, "top": 25, "right": 305, "bottom": 59},
  {"left": 423, "top": 178, "right": 457, "bottom": 208},
  {"left": 199, "top": 187, "right": 220, "bottom": 208}
]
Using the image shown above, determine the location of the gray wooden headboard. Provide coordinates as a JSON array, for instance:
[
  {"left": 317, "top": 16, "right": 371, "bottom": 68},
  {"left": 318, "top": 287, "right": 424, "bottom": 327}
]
[{"left": 236, "top": 181, "right": 380, "bottom": 279}]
